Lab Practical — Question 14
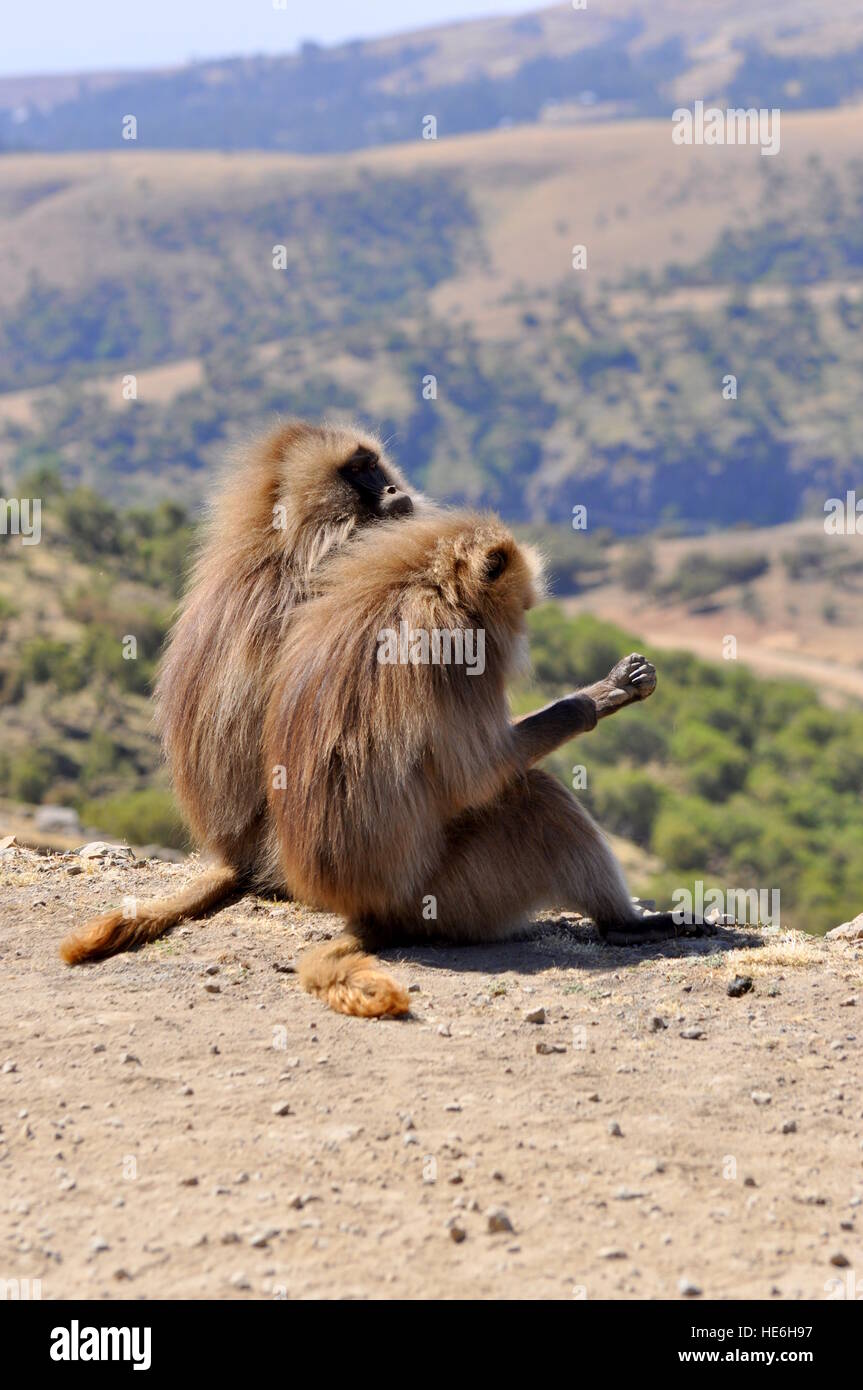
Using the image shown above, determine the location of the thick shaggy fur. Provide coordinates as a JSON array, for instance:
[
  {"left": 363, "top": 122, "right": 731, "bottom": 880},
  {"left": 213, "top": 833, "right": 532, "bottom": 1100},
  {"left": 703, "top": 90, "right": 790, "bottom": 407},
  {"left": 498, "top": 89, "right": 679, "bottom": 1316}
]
[
  {"left": 60, "top": 420, "right": 417, "bottom": 967},
  {"left": 156, "top": 420, "right": 415, "bottom": 869},
  {"left": 60, "top": 864, "right": 239, "bottom": 964},
  {"left": 298, "top": 935, "right": 410, "bottom": 1018},
  {"left": 265, "top": 513, "right": 646, "bottom": 1017}
]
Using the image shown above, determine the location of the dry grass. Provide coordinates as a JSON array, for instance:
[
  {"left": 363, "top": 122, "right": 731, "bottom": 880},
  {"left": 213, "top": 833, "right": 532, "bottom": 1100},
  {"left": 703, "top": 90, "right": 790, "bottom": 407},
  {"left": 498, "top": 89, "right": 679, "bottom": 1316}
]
[{"left": 722, "top": 929, "right": 829, "bottom": 974}]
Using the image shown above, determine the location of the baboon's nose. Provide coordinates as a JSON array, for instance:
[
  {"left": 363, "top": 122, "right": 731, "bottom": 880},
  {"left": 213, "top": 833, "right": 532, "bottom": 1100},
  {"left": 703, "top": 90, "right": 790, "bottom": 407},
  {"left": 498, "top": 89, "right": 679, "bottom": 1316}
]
[{"left": 382, "top": 489, "right": 413, "bottom": 518}]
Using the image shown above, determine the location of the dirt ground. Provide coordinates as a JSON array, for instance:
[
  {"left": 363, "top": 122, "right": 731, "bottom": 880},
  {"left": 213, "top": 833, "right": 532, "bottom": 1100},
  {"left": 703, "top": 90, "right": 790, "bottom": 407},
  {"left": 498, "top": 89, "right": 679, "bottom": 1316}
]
[{"left": 1, "top": 845, "right": 862, "bottom": 1302}]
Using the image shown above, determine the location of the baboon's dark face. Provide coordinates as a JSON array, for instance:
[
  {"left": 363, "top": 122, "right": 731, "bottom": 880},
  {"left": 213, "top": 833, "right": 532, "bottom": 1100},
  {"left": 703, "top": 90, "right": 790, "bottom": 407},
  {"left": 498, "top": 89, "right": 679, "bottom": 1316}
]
[{"left": 339, "top": 445, "right": 414, "bottom": 521}]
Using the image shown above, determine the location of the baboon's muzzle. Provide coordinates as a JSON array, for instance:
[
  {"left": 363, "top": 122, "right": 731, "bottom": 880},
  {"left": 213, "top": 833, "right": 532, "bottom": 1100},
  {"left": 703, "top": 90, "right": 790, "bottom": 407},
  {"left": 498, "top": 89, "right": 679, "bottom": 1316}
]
[{"left": 380, "top": 487, "right": 413, "bottom": 518}]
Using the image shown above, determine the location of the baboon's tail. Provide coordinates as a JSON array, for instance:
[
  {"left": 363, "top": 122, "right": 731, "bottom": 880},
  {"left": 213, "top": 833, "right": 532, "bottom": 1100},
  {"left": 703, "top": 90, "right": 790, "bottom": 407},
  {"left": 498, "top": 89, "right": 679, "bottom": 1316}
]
[
  {"left": 60, "top": 863, "right": 239, "bottom": 965},
  {"left": 299, "top": 935, "right": 410, "bottom": 1018}
]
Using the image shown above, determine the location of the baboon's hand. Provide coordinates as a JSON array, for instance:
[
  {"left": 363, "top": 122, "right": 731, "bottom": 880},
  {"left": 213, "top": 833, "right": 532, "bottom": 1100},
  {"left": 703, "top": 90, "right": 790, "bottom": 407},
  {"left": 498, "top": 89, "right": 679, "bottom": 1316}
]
[
  {"left": 587, "top": 653, "right": 656, "bottom": 718},
  {"left": 607, "top": 652, "right": 656, "bottom": 700}
]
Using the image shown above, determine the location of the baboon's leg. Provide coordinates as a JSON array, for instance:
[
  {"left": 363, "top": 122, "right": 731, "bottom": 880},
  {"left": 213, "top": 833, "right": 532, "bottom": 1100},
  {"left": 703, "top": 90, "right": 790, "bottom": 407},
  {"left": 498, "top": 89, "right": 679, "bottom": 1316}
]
[
  {"left": 514, "top": 653, "right": 657, "bottom": 767},
  {"left": 377, "top": 770, "right": 706, "bottom": 947}
]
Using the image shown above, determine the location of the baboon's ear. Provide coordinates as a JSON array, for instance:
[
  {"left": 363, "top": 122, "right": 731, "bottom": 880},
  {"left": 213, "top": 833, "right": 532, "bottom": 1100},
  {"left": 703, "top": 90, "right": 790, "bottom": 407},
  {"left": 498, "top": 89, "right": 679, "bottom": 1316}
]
[{"left": 483, "top": 547, "right": 508, "bottom": 583}]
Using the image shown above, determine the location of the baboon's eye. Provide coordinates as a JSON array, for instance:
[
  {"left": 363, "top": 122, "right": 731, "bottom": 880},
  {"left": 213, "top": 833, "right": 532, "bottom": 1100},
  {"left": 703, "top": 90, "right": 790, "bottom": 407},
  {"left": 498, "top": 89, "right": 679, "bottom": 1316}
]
[
  {"left": 346, "top": 446, "right": 378, "bottom": 470},
  {"left": 484, "top": 549, "right": 508, "bottom": 582},
  {"left": 339, "top": 447, "right": 395, "bottom": 509}
]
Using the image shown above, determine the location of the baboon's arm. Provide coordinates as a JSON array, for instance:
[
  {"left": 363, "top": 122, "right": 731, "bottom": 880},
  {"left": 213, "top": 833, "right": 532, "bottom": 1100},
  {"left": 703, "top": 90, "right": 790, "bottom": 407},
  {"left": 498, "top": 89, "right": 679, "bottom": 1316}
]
[
  {"left": 513, "top": 692, "right": 600, "bottom": 765},
  {"left": 513, "top": 652, "right": 656, "bottom": 767}
]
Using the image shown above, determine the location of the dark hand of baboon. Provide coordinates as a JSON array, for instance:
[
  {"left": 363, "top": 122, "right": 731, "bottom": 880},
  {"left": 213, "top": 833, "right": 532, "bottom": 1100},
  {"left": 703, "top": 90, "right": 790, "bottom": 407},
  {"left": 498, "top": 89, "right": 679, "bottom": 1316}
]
[
  {"left": 583, "top": 652, "right": 657, "bottom": 720},
  {"left": 512, "top": 653, "right": 657, "bottom": 766}
]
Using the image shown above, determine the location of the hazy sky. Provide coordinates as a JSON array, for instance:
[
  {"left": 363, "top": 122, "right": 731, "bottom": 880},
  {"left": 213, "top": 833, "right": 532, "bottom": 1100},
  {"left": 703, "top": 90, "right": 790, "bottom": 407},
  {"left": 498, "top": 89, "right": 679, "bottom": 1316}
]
[{"left": 2, "top": 0, "right": 551, "bottom": 77}]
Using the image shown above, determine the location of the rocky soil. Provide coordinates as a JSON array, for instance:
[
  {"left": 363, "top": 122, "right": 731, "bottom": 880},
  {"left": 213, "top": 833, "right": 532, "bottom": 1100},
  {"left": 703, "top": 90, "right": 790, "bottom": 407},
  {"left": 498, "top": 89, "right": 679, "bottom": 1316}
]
[{"left": 1, "top": 841, "right": 862, "bottom": 1301}]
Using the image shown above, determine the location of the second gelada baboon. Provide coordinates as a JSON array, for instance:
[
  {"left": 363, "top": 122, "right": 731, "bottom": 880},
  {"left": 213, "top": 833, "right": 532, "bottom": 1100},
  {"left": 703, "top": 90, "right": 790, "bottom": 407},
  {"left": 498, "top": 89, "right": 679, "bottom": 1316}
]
[{"left": 60, "top": 419, "right": 419, "bottom": 965}]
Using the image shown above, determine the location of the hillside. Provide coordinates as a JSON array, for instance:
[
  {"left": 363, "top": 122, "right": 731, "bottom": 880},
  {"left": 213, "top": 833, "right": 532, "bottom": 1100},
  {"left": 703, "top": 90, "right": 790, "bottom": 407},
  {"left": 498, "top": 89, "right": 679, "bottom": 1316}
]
[
  {"left": 565, "top": 520, "right": 863, "bottom": 705},
  {"left": 2, "top": 0, "right": 862, "bottom": 153},
  {"left": 1, "top": 842, "right": 861, "bottom": 1299},
  {"left": 2, "top": 106, "right": 862, "bottom": 526},
  {"left": 0, "top": 479, "right": 184, "bottom": 845}
]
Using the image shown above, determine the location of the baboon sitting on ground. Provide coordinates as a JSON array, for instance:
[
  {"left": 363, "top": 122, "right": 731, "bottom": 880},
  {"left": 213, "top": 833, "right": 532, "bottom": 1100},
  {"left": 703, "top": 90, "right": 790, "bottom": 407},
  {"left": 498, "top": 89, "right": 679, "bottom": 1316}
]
[
  {"left": 61, "top": 420, "right": 419, "bottom": 964},
  {"left": 264, "top": 511, "right": 706, "bottom": 1017}
]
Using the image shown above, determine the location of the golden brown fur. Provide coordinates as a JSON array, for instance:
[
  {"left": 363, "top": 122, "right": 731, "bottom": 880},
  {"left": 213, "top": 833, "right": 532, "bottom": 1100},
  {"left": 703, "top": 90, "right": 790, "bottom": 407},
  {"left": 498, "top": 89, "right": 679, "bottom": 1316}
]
[
  {"left": 298, "top": 936, "right": 410, "bottom": 1017},
  {"left": 60, "top": 420, "right": 419, "bottom": 967},
  {"left": 59, "top": 864, "right": 238, "bottom": 964},
  {"left": 157, "top": 419, "right": 416, "bottom": 871},
  {"left": 264, "top": 513, "right": 654, "bottom": 1018}
]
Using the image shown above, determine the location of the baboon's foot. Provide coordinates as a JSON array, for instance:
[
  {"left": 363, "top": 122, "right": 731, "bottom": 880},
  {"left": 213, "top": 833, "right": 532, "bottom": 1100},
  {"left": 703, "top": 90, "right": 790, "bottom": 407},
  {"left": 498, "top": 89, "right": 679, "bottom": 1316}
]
[
  {"left": 601, "top": 911, "right": 716, "bottom": 947},
  {"left": 587, "top": 653, "right": 657, "bottom": 719}
]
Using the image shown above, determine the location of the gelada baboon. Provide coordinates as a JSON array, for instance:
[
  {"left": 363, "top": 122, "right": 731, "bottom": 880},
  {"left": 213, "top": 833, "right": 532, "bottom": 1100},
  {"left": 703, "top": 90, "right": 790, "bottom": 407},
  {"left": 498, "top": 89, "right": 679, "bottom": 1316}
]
[
  {"left": 264, "top": 511, "right": 702, "bottom": 1019},
  {"left": 60, "top": 420, "right": 419, "bottom": 965}
]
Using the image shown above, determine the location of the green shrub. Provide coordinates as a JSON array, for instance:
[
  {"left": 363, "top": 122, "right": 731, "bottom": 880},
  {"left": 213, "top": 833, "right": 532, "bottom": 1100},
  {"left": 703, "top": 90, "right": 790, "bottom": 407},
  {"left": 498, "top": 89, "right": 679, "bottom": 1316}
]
[
  {"left": 60, "top": 487, "right": 125, "bottom": 561},
  {"left": 590, "top": 709, "right": 670, "bottom": 766},
  {"left": 527, "top": 608, "right": 629, "bottom": 690},
  {"left": 9, "top": 748, "right": 56, "bottom": 803},
  {"left": 590, "top": 769, "right": 663, "bottom": 848},
  {"left": 77, "top": 625, "right": 155, "bottom": 694},
  {"left": 671, "top": 722, "right": 750, "bottom": 800},
  {"left": 19, "top": 637, "right": 74, "bottom": 684},
  {"left": 657, "top": 550, "right": 769, "bottom": 604},
  {"left": 80, "top": 731, "right": 123, "bottom": 789},
  {"left": 651, "top": 799, "right": 717, "bottom": 871},
  {"left": 19, "top": 637, "right": 93, "bottom": 693},
  {"left": 80, "top": 788, "right": 189, "bottom": 850}
]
